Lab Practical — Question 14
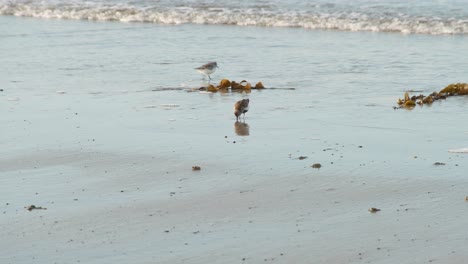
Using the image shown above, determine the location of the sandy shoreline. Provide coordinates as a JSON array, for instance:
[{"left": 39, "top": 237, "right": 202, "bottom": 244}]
[
  {"left": 2, "top": 141, "right": 468, "bottom": 263},
  {"left": 2, "top": 88, "right": 468, "bottom": 263},
  {"left": 2, "top": 15, "right": 468, "bottom": 264},
  {"left": 2, "top": 84, "right": 468, "bottom": 263}
]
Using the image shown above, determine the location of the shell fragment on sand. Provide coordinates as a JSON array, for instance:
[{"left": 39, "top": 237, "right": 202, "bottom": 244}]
[{"left": 448, "top": 148, "right": 468, "bottom": 153}]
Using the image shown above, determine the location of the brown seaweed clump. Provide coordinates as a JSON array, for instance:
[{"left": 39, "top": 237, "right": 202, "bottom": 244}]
[
  {"left": 255, "top": 82, "right": 265, "bottom": 89},
  {"left": 198, "top": 79, "right": 265, "bottom": 93},
  {"left": 397, "top": 83, "right": 468, "bottom": 109},
  {"left": 397, "top": 92, "right": 417, "bottom": 108},
  {"left": 439, "top": 83, "right": 468, "bottom": 96},
  {"left": 219, "top": 79, "right": 231, "bottom": 88}
]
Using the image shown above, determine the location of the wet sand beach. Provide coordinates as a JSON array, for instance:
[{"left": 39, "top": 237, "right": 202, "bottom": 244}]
[
  {"left": 2, "top": 86, "right": 468, "bottom": 263},
  {"left": 1, "top": 14, "right": 468, "bottom": 264}
]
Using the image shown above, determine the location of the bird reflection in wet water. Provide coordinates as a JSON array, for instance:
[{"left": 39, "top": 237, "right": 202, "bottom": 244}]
[{"left": 234, "top": 121, "right": 250, "bottom": 136}]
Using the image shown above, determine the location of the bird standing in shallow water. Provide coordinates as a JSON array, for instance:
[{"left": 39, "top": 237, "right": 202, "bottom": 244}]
[
  {"left": 195, "top": 62, "right": 218, "bottom": 80},
  {"left": 234, "top": 99, "right": 249, "bottom": 121}
]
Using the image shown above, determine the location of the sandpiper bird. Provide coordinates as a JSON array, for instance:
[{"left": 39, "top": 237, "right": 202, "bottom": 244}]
[
  {"left": 195, "top": 62, "right": 218, "bottom": 80},
  {"left": 234, "top": 99, "right": 249, "bottom": 121}
]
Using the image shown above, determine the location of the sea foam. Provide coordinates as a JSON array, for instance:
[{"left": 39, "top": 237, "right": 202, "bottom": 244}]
[{"left": 1, "top": 3, "right": 468, "bottom": 35}]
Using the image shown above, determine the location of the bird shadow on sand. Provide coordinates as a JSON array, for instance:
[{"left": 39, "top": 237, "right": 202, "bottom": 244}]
[{"left": 234, "top": 121, "right": 250, "bottom": 136}]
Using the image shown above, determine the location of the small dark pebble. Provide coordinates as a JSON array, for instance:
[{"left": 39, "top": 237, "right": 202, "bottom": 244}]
[
  {"left": 0, "top": 89, "right": 3, "bottom": 92},
  {"left": 433, "top": 162, "right": 445, "bottom": 166},
  {"left": 358, "top": 146, "right": 363, "bottom": 148},
  {"left": 233, "top": 141, "right": 236, "bottom": 143},
  {"left": 164, "top": 230, "right": 170, "bottom": 233},
  {"left": 311, "top": 163, "right": 322, "bottom": 169},
  {"left": 298, "top": 156, "right": 308, "bottom": 160}
]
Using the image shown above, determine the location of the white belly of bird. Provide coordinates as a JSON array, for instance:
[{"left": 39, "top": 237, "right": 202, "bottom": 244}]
[{"left": 197, "top": 68, "right": 215, "bottom": 76}]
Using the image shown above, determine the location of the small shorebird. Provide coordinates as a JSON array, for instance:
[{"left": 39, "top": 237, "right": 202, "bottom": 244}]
[
  {"left": 234, "top": 99, "right": 249, "bottom": 121},
  {"left": 195, "top": 62, "right": 218, "bottom": 80}
]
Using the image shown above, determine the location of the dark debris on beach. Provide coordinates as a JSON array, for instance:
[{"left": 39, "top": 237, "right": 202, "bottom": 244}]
[
  {"left": 25, "top": 205, "right": 47, "bottom": 211},
  {"left": 396, "top": 83, "right": 468, "bottom": 109},
  {"left": 311, "top": 163, "right": 322, "bottom": 169},
  {"left": 197, "top": 79, "right": 265, "bottom": 93}
]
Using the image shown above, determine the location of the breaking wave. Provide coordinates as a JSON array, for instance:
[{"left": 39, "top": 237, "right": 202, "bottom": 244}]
[{"left": 1, "top": 3, "right": 468, "bottom": 35}]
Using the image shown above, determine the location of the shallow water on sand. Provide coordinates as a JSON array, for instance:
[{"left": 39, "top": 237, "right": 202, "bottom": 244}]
[
  {"left": 2, "top": 15, "right": 468, "bottom": 264},
  {"left": 2, "top": 15, "right": 467, "bottom": 179}
]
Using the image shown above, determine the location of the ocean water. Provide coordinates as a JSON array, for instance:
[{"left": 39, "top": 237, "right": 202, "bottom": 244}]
[
  {"left": 2, "top": 0, "right": 468, "bottom": 34},
  {"left": 1, "top": 0, "right": 468, "bottom": 180}
]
